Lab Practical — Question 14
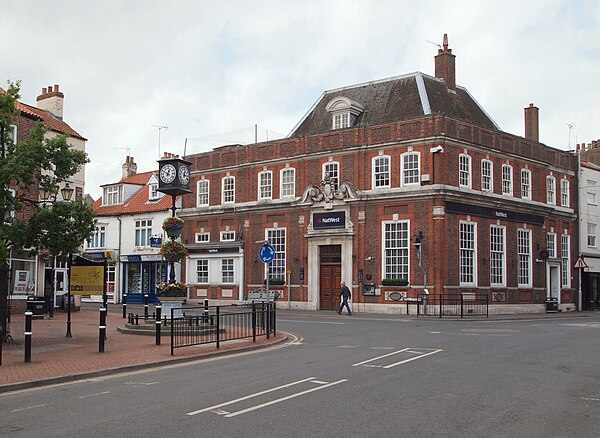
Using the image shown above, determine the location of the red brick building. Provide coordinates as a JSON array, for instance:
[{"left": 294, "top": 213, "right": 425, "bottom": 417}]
[{"left": 180, "top": 36, "right": 578, "bottom": 314}]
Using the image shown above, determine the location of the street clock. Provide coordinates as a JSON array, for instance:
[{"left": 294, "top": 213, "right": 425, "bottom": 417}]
[{"left": 158, "top": 156, "right": 192, "bottom": 196}]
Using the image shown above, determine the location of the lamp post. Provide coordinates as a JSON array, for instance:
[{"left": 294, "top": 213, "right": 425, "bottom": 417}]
[{"left": 40, "top": 183, "right": 74, "bottom": 320}]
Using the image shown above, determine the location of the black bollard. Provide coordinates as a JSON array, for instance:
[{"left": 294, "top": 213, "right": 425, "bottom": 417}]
[
  {"left": 135, "top": 314, "right": 139, "bottom": 325},
  {"left": 144, "top": 293, "right": 149, "bottom": 320},
  {"left": 155, "top": 305, "right": 162, "bottom": 345},
  {"left": 122, "top": 293, "right": 127, "bottom": 319},
  {"left": 99, "top": 307, "right": 107, "bottom": 353},
  {"left": 0, "top": 325, "right": 3, "bottom": 366},
  {"left": 24, "top": 311, "right": 32, "bottom": 363}
]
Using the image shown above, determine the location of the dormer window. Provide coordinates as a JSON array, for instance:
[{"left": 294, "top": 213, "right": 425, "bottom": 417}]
[
  {"left": 103, "top": 185, "right": 122, "bottom": 206},
  {"left": 325, "top": 97, "right": 364, "bottom": 131},
  {"left": 149, "top": 182, "right": 159, "bottom": 201}
]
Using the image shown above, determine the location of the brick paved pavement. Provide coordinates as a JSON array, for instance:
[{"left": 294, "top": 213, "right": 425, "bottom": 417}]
[{"left": 0, "top": 304, "right": 284, "bottom": 393}]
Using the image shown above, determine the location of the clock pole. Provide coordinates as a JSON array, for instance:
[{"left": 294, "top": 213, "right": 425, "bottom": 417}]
[{"left": 157, "top": 156, "right": 192, "bottom": 286}]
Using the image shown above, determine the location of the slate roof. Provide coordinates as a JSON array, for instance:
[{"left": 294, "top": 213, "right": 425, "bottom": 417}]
[
  {"left": 289, "top": 72, "right": 499, "bottom": 137},
  {"left": 92, "top": 171, "right": 176, "bottom": 216}
]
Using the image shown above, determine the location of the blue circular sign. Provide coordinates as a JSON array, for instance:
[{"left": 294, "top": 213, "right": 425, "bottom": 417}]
[{"left": 259, "top": 243, "right": 275, "bottom": 263}]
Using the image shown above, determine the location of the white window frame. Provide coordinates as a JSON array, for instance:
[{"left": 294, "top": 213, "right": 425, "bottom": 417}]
[
  {"left": 401, "top": 152, "right": 420, "bottom": 186},
  {"left": 149, "top": 182, "right": 159, "bottom": 201},
  {"left": 546, "top": 176, "right": 556, "bottom": 205},
  {"left": 258, "top": 170, "right": 273, "bottom": 200},
  {"left": 323, "top": 162, "right": 339, "bottom": 191},
  {"left": 372, "top": 155, "right": 391, "bottom": 189},
  {"left": 560, "top": 179, "right": 569, "bottom": 207},
  {"left": 266, "top": 228, "right": 287, "bottom": 281},
  {"left": 280, "top": 167, "right": 295, "bottom": 198},
  {"left": 134, "top": 219, "right": 152, "bottom": 247},
  {"left": 517, "top": 229, "right": 532, "bottom": 287},
  {"left": 87, "top": 224, "right": 107, "bottom": 249},
  {"left": 502, "top": 164, "right": 513, "bottom": 196},
  {"left": 547, "top": 232, "right": 557, "bottom": 258},
  {"left": 490, "top": 225, "right": 506, "bottom": 287},
  {"left": 4, "top": 124, "right": 16, "bottom": 155},
  {"left": 587, "top": 180, "right": 597, "bottom": 205},
  {"left": 220, "top": 231, "right": 235, "bottom": 242},
  {"left": 6, "top": 188, "right": 16, "bottom": 221},
  {"left": 561, "top": 234, "right": 570, "bottom": 288},
  {"left": 382, "top": 220, "right": 410, "bottom": 282},
  {"left": 459, "top": 154, "right": 472, "bottom": 188},
  {"left": 333, "top": 113, "right": 350, "bottom": 129},
  {"left": 195, "top": 232, "right": 210, "bottom": 243},
  {"left": 588, "top": 223, "right": 597, "bottom": 248},
  {"left": 481, "top": 160, "right": 493, "bottom": 192},
  {"left": 459, "top": 221, "right": 477, "bottom": 286},
  {"left": 521, "top": 169, "right": 531, "bottom": 200},
  {"left": 222, "top": 176, "right": 235, "bottom": 204},
  {"left": 197, "top": 179, "right": 209, "bottom": 207},
  {"left": 103, "top": 185, "right": 122, "bottom": 206},
  {"left": 196, "top": 259, "right": 209, "bottom": 284},
  {"left": 221, "top": 259, "right": 234, "bottom": 283}
]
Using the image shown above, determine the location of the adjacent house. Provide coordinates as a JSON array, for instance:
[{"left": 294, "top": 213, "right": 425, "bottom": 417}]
[
  {"left": 577, "top": 140, "right": 600, "bottom": 310},
  {"left": 88, "top": 156, "right": 181, "bottom": 304},
  {"left": 179, "top": 35, "right": 578, "bottom": 314},
  {"left": 5, "top": 84, "right": 87, "bottom": 311}
]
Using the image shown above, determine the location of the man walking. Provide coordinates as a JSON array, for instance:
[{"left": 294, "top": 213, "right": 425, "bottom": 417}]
[{"left": 338, "top": 281, "right": 352, "bottom": 315}]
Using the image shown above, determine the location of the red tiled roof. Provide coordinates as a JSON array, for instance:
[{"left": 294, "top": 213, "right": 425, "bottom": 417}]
[
  {"left": 16, "top": 101, "right": 86, "bottom": 140},
  {"left": 0, "top": 86, "right": 86, "bottom": 140},
  {"left": 93, "top": 171, "right": 177, "bottom": 216}
]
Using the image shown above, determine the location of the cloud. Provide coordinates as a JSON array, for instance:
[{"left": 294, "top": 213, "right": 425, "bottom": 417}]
[{"left": 2, "top": 0, "right": 599, "bottom": 198}]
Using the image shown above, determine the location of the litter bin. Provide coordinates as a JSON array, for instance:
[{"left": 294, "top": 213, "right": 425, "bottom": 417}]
[
  {"left": 26, "top": 295, "right": 45, "bottom": 319},
  {"left": 545, "top": 297, "right": 559, "bottom": 313}
]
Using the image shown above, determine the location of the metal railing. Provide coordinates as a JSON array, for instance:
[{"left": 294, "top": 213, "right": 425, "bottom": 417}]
[
  {"left": 416, "top": 294, "right": 489, "bottom": 318},
  {"left": 168, "top": 302, "right": 276, "bottom": 355}
]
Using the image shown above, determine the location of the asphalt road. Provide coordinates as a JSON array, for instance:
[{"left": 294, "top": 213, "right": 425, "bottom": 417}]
[{"left": 2, "top": 312, "right": 600, "bottom": 437}]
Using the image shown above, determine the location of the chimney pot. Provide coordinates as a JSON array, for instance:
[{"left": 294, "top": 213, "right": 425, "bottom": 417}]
[
  {"left": 434, "top": 33, "right": 456, "bottom": 91},
  {"left": 48, "top": 85, "right": 53, "bottom": 93},
  {"left": 42, "top": 87, "right": 47, "bottom": 94},
  {"left": 54, "top": 84, "right": 59, "bottom": 92}
]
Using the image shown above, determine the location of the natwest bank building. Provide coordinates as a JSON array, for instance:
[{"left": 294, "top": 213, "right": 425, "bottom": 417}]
[{"left": 179, "top": 36, "right": 578, "bottom": 314}]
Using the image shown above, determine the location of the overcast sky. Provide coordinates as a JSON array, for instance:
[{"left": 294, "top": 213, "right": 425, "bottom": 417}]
[{"left": 2, "top": 0, "right": 599, "bottom": 199}]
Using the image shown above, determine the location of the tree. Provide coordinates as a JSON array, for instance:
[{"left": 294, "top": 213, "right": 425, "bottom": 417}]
[{"left": 0, "top": 80, "right": 96, "bottom": 339}]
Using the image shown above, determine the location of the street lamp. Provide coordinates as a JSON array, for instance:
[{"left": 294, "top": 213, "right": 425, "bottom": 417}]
[
  {"left": 39, "top": 183, "right": 75, "bottom": 329},
  {"left": 60, "top": 182, "right": 74, "bottom": 202}
]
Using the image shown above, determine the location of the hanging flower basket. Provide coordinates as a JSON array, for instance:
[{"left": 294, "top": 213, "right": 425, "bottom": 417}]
[
  {"left": 159, "top": 240, "right": 188, "bottom": 262},
  {"left": 162, "top": 217, "right": 184, "bottom": 239}
]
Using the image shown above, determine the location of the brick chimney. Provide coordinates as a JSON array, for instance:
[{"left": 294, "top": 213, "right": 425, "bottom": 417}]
[
  {"left": 524, "top": 103, "right": 539, "bottom": 142},
  {"left": 434, "top": 34, "right": 456, "bottom": 91},
  {"left": 36, "top": 84, "right": 64, "bottom": 120},
  {"left": 122, "top": 156, "right": 137, "bottom": 179}
]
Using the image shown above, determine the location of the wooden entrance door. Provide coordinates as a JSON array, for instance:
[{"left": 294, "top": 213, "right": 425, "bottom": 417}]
[
  {"left": 319, "top": 245, "right": 342, "bottom": 311},
  {"left": 320, "top": 265, "right": 341, "bottom": 310}
]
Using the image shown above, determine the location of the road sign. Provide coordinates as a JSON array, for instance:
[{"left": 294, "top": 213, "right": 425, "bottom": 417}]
[
  {"left": 259, "top": 242, "right": 275, "bottom": 263},
  {"left": 573, "top": 256, "right": 588, "bottom": 269}
]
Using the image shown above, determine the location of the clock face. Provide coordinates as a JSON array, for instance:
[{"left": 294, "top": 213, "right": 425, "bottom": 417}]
[
  {"left": 178, "top": 165, "right": 190, "bottom": 185},
  {"left": 160, "top": 164, "right": 176, "bottom": 184}
]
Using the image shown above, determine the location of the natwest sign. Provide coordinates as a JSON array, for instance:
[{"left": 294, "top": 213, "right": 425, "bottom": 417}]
[{"left": 313, "top": 211, "right": 346, "bottom": 229}]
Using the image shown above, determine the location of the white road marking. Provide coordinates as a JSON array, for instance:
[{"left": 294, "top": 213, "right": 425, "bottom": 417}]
[
  {"left": 278, "top": 319, "right": 345, "bottom": 325},
  {"left": 352, "top": 348, "right": 410, "bottom": 367},
  {"left": 580, "top": 397, "right": 600, "bottom": 401},
  {"left": 186, "top": 377, "right": 317, "bottom": 416},
  {"left": 383, "top": 349, "right": 443, "bottom": 368},
  {"left": 223, "top": 379, "right": 347, "bottom": 418},
  {"left": 338, "top": 345, "right": 360, "bottom": 349},
  {"left": 123, "top": 381, "right": 158, "bottom": 386},
  {"left": 79, "top": 391, "right": 110, "bottom": 399},
  {"left": 310, "top": 380, "right": 329, "bottom": 384},
  {"left": 11, "top": 404, "right": 46, "bottom": 413}
]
